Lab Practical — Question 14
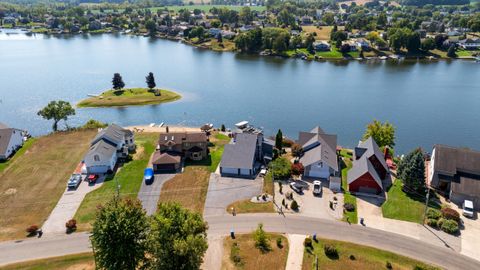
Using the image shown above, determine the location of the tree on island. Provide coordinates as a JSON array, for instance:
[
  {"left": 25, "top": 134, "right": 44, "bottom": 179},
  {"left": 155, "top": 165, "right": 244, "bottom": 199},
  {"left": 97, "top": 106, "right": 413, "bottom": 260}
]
[
  {"left": 363, "top": 119, "right": 396, "bottom": 149},
  {"left": 145, "top": 72, "right": 156, "bottom": 92},
  {"left": 37, "top": 100, "right": 75, "bottom": 132},
  {"left": 397, "top": 148, "right": 426, "bottom": 193},
  {"left": 112, "top": 73, "right": 125, "bottom": 92}
]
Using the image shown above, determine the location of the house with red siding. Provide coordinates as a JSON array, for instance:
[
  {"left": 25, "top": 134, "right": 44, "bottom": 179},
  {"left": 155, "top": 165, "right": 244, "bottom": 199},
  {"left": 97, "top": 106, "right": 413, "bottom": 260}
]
[{"left": 347, "top": 137, "right": 389, "bottom": 194}]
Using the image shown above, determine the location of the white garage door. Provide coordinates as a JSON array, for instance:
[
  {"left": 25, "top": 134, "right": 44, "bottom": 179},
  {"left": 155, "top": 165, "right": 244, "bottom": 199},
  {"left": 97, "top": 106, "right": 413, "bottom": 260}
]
[
  {"left": 308, "top": 163, "right": 329, "bottom": 178},
  {"left": 88, "top": 165, "right": 110, "bottom": 174}
]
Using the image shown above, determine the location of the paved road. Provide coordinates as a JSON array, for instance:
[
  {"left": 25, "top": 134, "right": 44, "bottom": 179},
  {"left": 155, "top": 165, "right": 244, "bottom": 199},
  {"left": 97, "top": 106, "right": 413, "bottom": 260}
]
[
  {"left": 203, "top": 173, "right": 263, "bottom": 217},
  {"left": 2, "top": 214, "right": 479, "bottom": 269},
  {"left": 137, "top": 173, "right": 175, "bottom": 215}
]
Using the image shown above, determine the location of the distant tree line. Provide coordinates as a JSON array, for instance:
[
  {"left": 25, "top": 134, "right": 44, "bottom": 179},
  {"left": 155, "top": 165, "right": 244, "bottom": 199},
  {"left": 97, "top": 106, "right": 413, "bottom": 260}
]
[{"left": 402, "top": 0, "right": 470, "bottom": 6}]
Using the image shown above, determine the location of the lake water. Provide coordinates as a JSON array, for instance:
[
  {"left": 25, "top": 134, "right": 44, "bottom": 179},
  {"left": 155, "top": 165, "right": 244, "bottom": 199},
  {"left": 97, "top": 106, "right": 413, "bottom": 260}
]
[{"left": 1, "top": 29, "right": 479, "bottom": 154}]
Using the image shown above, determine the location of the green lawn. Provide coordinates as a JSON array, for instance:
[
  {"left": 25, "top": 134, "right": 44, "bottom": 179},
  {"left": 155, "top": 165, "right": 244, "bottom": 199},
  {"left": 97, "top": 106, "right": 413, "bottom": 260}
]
[
  {"left": 209, "top": 133, "right": 230, "bottom": 172},
  {"left": 340, "top": 149, "right": 357, "bottom": 224},
  {"left": 302, "top": 237, "right": 439, "bottom": 270},
  {"left": 382, "top": 180, "right": 439, "bottom": 224},
  {"left": 74, "top": 133, "right": 158, "bottom": 230},
  {"left": 77, "top": 88, "right": 181, "bottom": 108},
  {"left": 316, "top": 46, "right": 344, "bottom": 58},
  {"left": 1, "top": 253, "right": 94, "bottom": 270},
  {"left": 0, "top": 138, "right": 36, "bottom": 173},
  {"left": 227, "top": 199, "right": 275, "bottom": 214}
]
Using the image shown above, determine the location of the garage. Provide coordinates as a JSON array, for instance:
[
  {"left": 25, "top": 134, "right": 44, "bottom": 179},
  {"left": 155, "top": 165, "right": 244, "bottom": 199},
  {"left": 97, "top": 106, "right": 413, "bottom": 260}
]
[
  {"left": 306, "top": 162, "right": 330, "bottom": 178},
  {"left": 152, "top": 152, "right": 181, "bottom": 173},
  {"left": 87, "top": 165, "right": 110, "bottom": 174}
]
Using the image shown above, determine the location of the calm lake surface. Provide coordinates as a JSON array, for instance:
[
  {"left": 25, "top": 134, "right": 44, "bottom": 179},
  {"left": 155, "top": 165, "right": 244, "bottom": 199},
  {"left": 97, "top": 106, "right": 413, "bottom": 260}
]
[{"left": 1, "top": 29, "right": 479, "bottom": 153}]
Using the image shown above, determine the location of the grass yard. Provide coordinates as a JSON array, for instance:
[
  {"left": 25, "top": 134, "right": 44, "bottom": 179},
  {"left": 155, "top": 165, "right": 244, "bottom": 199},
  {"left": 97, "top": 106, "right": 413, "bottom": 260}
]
[
  {"left": 222, "top": 233, "right": 289, "bottom": 270},
  {"left": 77, "top": 88, "right": 181, "bottom": 108},
  {"left": 74, "top": 133, "right": 158, "bottom": 230},
  {"left": 302, "top": 237, "right": 439, "bottom": 270},
  {"left": 0, "top": 130, "right": 96, "bottom": 241},
  {"left": 227, "top": 199, "right": 274, "bottom": 214},
  {"left": 206, "top": 39, "right": 236, "bottom": 52},
  {"left": 208, "top": 132, "right": 230, "bottom": 172},
  {"left": 302, "top": 26, "right": 332, "bottom": 40},
  {"left": 382, "top": 180, "right": 439, "bottom": 224},
  {"left": 263, "top": 172, "right": 274, "bottom": 195},
  {"left": 1, "top": 253, "right": 94, "bottom": 270},
  {"left": 340, "top": 149, "right": 358, "bottom": 224},
  {"left": 0, "top": 138, "right": 36, "bottom": 173}
]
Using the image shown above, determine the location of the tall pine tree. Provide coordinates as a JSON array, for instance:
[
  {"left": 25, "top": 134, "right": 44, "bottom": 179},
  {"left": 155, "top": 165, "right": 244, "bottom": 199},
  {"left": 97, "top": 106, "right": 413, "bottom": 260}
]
[
  {"left": 112, "top": 73, "right": 125, "bottom": 91},
  {"left": 398, "top": 148, "right": 426, "bottom": 193},
  {"left": 275, "top": 129, "right": 283, "bottom": 151},
  {"left": 145, "top": 72, "right": 156, "bottom": 91}
]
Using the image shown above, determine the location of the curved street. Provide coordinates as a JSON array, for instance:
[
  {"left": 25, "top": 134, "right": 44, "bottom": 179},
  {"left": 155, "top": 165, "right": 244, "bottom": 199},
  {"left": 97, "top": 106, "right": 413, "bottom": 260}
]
[{"left": 0, "top": 213, "right": 479, "bottom": 269}]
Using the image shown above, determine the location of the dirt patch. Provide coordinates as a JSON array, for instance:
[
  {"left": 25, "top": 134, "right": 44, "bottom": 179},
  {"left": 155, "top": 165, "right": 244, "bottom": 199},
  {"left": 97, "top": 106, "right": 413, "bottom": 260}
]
[
  {"left": 132, "top": 146, "right": 145, "bottom": 160},
  {"left": 3, "top": 188, "right": 17, "bottom": 195},
  {"left": 65, "top": 262, "right": 95, "bottom": 270}
]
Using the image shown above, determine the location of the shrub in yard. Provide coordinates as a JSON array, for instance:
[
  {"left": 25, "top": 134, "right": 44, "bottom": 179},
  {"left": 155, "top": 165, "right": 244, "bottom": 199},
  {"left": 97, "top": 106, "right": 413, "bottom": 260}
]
[
  {"left": 276, "top": 237, "right": 283, "bottom": 248},
  {"left": 441, "top": 219, "right": 459, "bottom": 234},
  {"left": 65, "top": 219, "right": 77, "bottom": 233},
  {"left": 426, "top": 218, "right": 438, "bottom": 228},
  {"left": 221, "top": 124, "right": 226, "bottom": 132},
  {"left": 386, "top": 261, "right": 393, "bottom": 269},
  {"left": 282, "top": 198, "right": 286, "bottom": 206},
  {"left": 230, "top": 242, "right": 243, "bottom": 266},
  {"left": 291, "top": 163, "right": 305, "bottom": 176},
  {"left": 324, "top": 244, "right": 339, "bottom": 259},
  {"left": 26, "top": 225, "right": 38, "bottom": 236},
  {"left": 303, "top": 237, "right": 313, "bottom": 248},
  {"left": 344, "top": 203, "right": 355, "bottom": 212},
  {"left": 426, "top": 208, "right": 442, "bottom": 220},
  {"left": 253, "top": 223, "right": 271, "bottom": 253},
  {"left": 441, "top": 207, "right": 460, "bottom": 222},
  {"left": 349, "top": 254, "right": 356, "bottom": 260},
  {"left": 437, "top": 218, "right": 445, "bottom": 228},
  {"left": 278, "top": 182, "right": 283, "bottom": 194},
  {"left": 291, "top": 200, "right": 299, "bottom": 211}
]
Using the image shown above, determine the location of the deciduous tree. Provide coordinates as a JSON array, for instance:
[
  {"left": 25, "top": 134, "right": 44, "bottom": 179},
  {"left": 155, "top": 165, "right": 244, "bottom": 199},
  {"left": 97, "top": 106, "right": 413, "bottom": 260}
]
[
  {"left": 37, "top": 100, "right": 75, "bottom": 131},
  {"left": 363, "top": 120, "right": 396, "bottom": 148}
]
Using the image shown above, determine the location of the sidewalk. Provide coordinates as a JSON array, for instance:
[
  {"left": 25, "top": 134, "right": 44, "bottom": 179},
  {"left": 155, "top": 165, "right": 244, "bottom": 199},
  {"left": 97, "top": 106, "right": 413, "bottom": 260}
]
[{"left": 285, "top": 234, "right": 306, "bottom": 270}]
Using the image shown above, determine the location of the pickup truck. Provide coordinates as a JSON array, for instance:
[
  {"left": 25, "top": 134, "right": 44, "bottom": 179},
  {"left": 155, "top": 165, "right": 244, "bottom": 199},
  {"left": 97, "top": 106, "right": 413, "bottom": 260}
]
[{"left": 313, "top": 181, "right": 322, "bottom": 196}]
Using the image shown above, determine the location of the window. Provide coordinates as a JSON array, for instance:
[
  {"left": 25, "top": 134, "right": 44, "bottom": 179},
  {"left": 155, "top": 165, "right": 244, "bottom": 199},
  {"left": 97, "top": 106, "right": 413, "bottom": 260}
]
[{"left": 94, "top": 155, "right": 100, "bottom": 162}]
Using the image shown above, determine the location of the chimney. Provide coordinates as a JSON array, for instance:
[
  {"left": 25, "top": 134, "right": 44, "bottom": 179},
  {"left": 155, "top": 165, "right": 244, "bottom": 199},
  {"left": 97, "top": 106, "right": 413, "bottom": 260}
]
[{"left": 166, "top": 126, "right": 169, "bottom": 133}]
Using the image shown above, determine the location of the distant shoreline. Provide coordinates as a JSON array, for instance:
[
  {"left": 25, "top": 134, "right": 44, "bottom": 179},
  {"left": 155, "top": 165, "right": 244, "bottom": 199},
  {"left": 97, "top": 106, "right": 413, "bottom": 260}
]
[{"left": 77, "top": 88, "right": 181, "bottom": 108}]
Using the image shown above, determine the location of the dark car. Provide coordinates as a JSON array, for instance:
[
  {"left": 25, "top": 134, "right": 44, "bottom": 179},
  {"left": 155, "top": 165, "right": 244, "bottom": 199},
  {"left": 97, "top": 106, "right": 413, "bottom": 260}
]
[
  {"left": 87, "top": 174, "right": 99, "bottom": 184},
  {"left": 67, "top": 174, "right": 82, "bottom": 190},
  {"left": 144, "top": 168, "right": 154, "bottom": 185}
]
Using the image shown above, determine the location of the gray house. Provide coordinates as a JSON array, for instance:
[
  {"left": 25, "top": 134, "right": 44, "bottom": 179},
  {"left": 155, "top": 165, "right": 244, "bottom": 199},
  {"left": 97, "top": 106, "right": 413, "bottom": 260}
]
[
  {"left": 297, "top": 126, "right": 339, "bottom": 179},
  {"left": 428, "top": 145, "right": 480, "bottom": 209},
  {"left": 0, "top": 123, "right": 24, "bottom": 161},
  {"left": 220, "top": 133, "right": 259, "bottom": 178}
]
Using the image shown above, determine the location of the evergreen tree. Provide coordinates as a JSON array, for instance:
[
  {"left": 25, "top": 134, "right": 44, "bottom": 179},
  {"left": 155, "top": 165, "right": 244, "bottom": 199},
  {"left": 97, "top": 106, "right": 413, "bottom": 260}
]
[
  {"left": 275, "top": 129, "right": 283, "bottom": 151},
  {"left": 145, "top": 72, "right": 156, "bottom": 91},
  {"left": 447, "top": 44, "right": 457, "bottom": 58},
  {"left": 112, "top": 73, "right": 125, "bottom": 91},
  {"left": 253, "top": 223, "right": 271, "bottom": 252},
  {"left": 398, "top": 148, "right": 426, "bottom": 193}
]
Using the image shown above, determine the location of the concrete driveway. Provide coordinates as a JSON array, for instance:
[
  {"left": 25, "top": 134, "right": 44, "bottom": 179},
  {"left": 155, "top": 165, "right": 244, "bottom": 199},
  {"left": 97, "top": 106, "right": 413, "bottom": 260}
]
[
  {"left": 203, "top": 173, "right": 263, "bottom": 217},
  {"left": 42, "top": 175, "right": 105, "bottom": 234},
  {"left": 138, "top": 173, "right": 175, "bottom": 215}
]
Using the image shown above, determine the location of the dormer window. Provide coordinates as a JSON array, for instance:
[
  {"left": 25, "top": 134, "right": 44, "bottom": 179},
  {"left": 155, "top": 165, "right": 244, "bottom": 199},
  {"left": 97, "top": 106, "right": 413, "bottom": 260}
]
[
  {"left": 164, "top": 136, "right": 168, "bottom": 141},
  {"left": 94, "top": 155, "right": 100, "bottom": 162},
  {"left": 171, "top": 136, "right": 174, "bottom": 140}
]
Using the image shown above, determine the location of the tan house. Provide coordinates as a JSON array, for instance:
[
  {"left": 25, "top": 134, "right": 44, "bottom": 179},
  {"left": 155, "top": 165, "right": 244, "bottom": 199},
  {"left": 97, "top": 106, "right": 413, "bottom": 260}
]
[{"left": 152, "top": 131, "right": 208, "bottom": 172}]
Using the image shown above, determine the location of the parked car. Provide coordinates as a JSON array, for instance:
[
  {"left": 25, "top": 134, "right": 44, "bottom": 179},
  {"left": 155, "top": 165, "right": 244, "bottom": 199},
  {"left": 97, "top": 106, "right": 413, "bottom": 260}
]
[
  {"left": 290, "top": 180, "right": 308, "bottom": 194},
  {"left": 463, "top": 200, "right": 474, "bottom": 218},
  {"left": 313, "top": 180, "right": 322, "bottom": 196},
  {"left": 144, "top": 168, "right": 154, "bottom": 185},
  {"left": 67, "top": 174, "right": 82, "bottom": 189},
  {"left": 87, "top": 174, "right": 99, "bottom": 185}
]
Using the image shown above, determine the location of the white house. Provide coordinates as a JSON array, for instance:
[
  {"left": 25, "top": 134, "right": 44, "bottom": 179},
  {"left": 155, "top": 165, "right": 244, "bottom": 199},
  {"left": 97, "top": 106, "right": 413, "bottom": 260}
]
[
  {"left": 84, "top": 140, "right": 118, "bottom": 174},
  {"left": 0, "top": 123, "right": 24, "bottom": 161},
  {"left": 297, "top": 126, "right": 339, "bottom": 179},
  {"left": 90, "top": 124, "right": 135, "bottom": 158}
]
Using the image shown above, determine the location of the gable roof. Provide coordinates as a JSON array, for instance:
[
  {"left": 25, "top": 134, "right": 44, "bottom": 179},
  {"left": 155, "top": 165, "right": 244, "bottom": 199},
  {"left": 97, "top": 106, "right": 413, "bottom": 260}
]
[
  {"left": 0, "top": 122, "right": 9, "bottom": 129},
  {"left": 91, "top": 124, "right": 129, "bottom": 147},
  {"left": 158, "top": 132, "right": 207, "bottom": 146},
  {"left": 220, "top": 133, "right": 258, "bottom": 170},
  {"left": 152, "top": 152, "right": 181, "bottom": 165},
  {"left": 298, "top": 126, "right": 338, "bottom": 171},
  {"left": 433, "top": 144, "right": 480, "bottom": 176},
  {"left": 355, "top": 137, "right": 388, "bottom": 171},
  {"left": 347, "top": 156, "right": 383, "bottom": 190},
  {"left": 86, "top": 140, "right": 116, "bottom": 159},
  {"left": 0, "top": 129, "right": 15, "bottom": 156}
]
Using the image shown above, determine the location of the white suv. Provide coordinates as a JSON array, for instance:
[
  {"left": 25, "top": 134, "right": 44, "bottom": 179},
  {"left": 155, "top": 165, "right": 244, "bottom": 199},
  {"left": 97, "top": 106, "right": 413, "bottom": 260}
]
[{"left": 463, "top": 200, "right": 474, "bottom": 218}]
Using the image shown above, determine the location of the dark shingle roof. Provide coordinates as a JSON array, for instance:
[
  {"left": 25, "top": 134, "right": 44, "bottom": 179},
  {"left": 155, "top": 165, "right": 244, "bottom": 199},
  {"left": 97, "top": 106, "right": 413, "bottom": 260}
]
[
  {"left": 158, "top": 132, "right": 207, "bottom": 146},
  {"left": 91, "top": 124, "right": 129, "bottom": 147},
  {"left": 152, "top": 152, "right": 181, "bottom": 165},
  {"left": 220, "top": 133, "right": 258, "bottom": 170},
  {"left": 87, "top": 140, "right": 116, "bottom": 158},
  {"left": 0, "top": 129, "right": 14, "bottom": 156},
  {"left": 433, "top": 145, "right": 480, "bottom": 175}
]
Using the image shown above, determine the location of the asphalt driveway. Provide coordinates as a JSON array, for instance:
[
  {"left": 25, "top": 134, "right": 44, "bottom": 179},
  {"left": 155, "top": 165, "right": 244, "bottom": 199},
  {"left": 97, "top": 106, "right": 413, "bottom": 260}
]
[
  {"left": 203, "top": 173, "right": 263, "bottom": 217},
  {"left": 138, "top": 173, "right": 175, "bottom": 215}
]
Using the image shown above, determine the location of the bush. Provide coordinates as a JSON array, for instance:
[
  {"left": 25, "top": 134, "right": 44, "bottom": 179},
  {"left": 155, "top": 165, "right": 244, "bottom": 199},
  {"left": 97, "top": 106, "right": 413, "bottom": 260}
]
[
  {"left": 221, "top": 124, "right": 226, "bottom": 132},
  {"left": 304, "top": 237, "right": 313, "bottom": 248},
  {"left": 278, "top": 182, "right": 283, "bottom": 194},
  {"left": 426, "top": 208, "right": 442, "bottom": 220},
  {"left": 254, "top": 223, "right": 271, "bottom": 253},
  {"left": 349, "top": 254, "right": 356, "bottom": 260},
  {"left": 324, "top": 244, "right": 339, "bottom": 259},
  {"left": 269, "top": 157, "right": 292, "bottom": 179},
  {"left": 230, "top": 242, "right": 243, "bottom": 266},
  {"left": 291, "top": 200, "right": 299, "bottom": 211},
  {"left": 81, "top": 119, "right": 108, "bottom": 129},
  {"left": 26, "top": 225, "right": 38, "bottom": 236},
  {"left": 65, "top": 219, "right": 77, "bottom": 233},
  {"left": 344, "top": 203, "right": 355, "bottom": 212},
  {"left": 441, "top": 219, "right": 459, "bottom": 234},
  {"left": 426, "top": 218, "right": 438, "bottom": 228},
  {"left": 437, "top": 218, "right": 445, "bottom": 228},
  {"left": 276, "top": 237, "right": 283, "bottom": 248},
  {"left": 441, "top": 207, "right": 460, "bottom": 222},
  {"left": 386, "top": 261, "right": 392, "bottom": 269},
  {"left": 291, "top": 163, "right": 305, "bottom": 176}
]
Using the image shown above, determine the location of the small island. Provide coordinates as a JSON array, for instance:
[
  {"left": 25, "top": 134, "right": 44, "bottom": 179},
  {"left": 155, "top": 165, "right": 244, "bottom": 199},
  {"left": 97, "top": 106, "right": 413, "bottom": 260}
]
[
  {"left": 77, "top": 88, "right": 181, "bottom": 108},
  {"left": 78, "top": 72, "right": 181, "bottom": 108}
]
